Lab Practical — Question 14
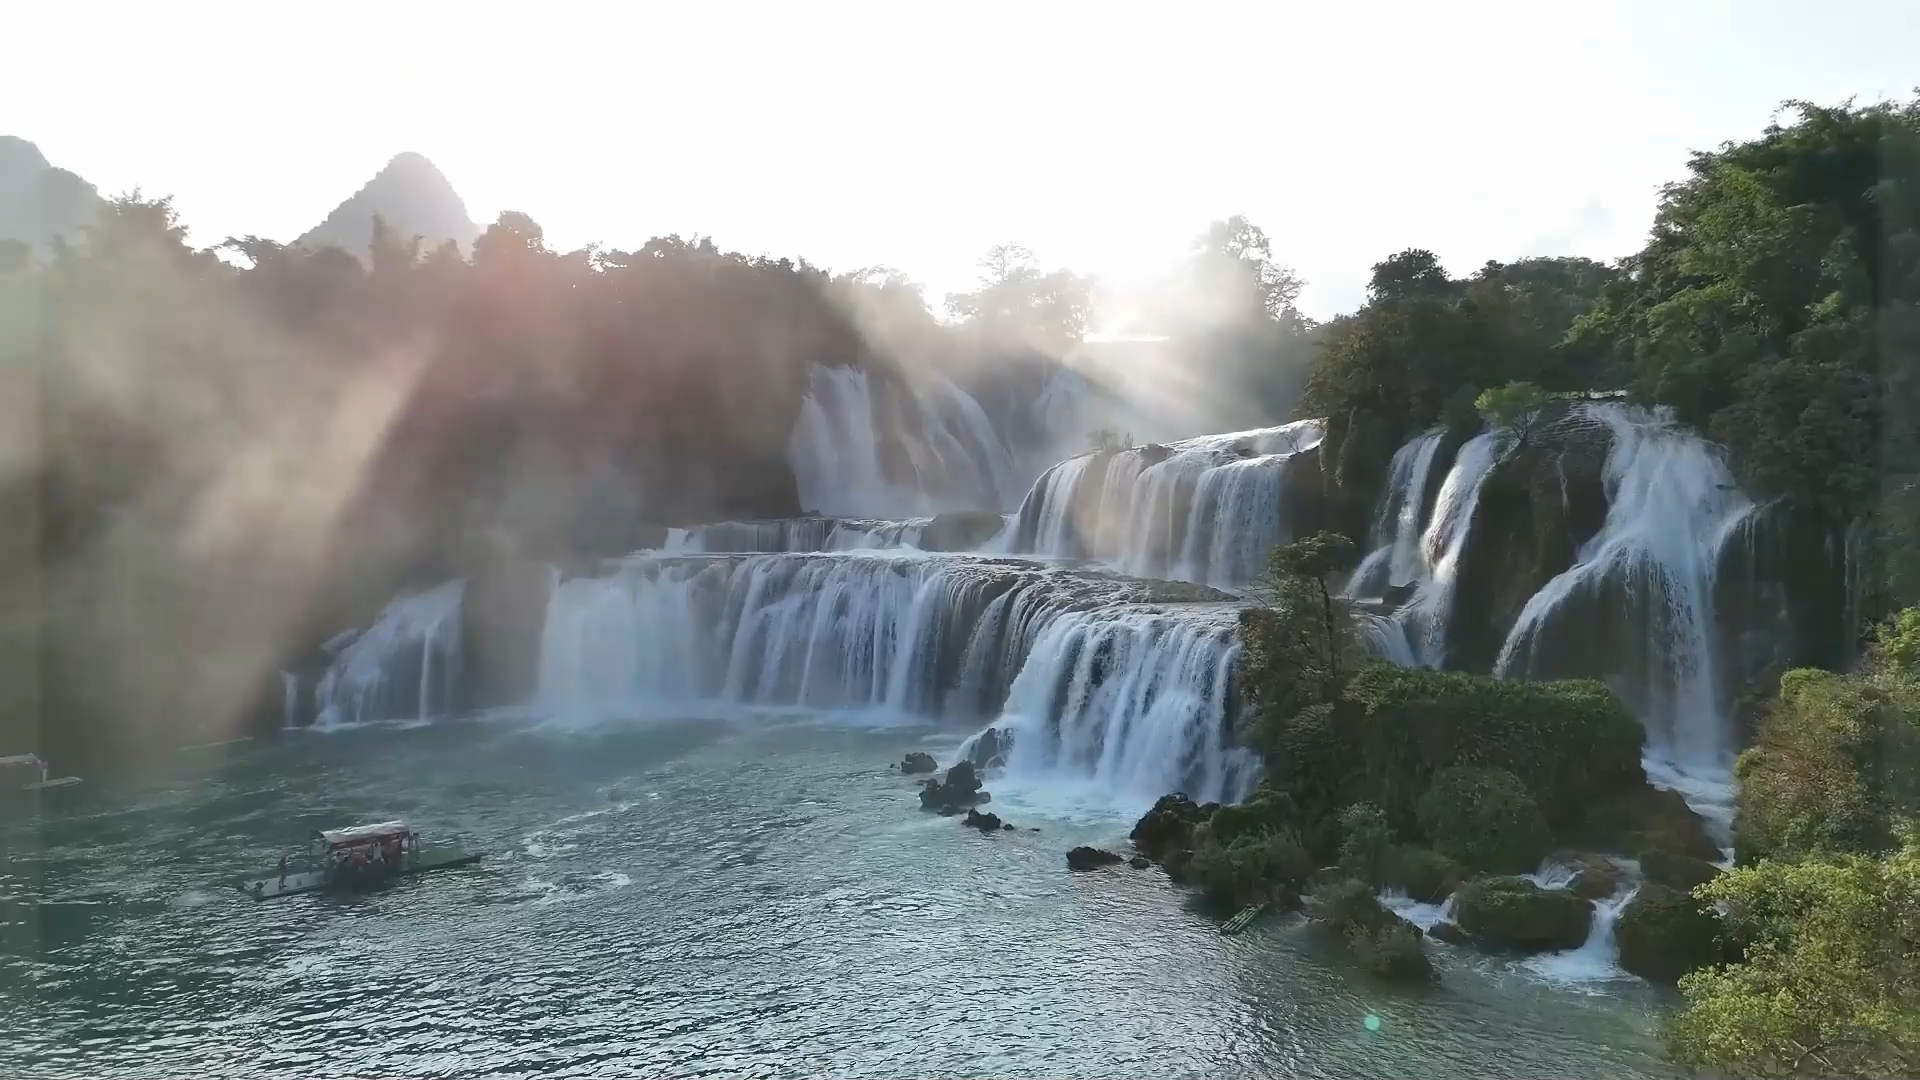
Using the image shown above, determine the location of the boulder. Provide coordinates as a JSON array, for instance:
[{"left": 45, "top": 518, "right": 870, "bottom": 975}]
[
  {"left": 919, "top": 762, "right": 988, "bottom": 813},
  {"left": 962, "top": 809, "right": 1004, "bottom": 832},
  {"left": 1554, "top": 852, "right": 1626, "bottom": 900},
  {"left": 1639, "top": 848, "right": 1722, "bottom": 892},
  {"left": 1427, "top": 921, "right": 1472, "bottom": 946},
  {"left": 1163, "top": 849, "right": 1196, "bottom": 884},
  {"left": 900, "top": 751, "right": 938, "bottom": 775},
  {"left": 1584, "top": 785, "right": 1721, "bottom": 863},
  {"left": 1067, "top": 846, "right": 1125, "bottom": 872},
  {"left": 1385, "top": 846, "right": 1463, "bottom": 905},
  {"left": 1617, "top": 884, "right": 1728, "bottom": 983},
  {"left": 1130, "top": 793, "right": 1210, "bottom": 860},
  {"left": 964, "top": 727, "right": 1011, "bottom": 770},
  {"left": 1129, "top": 855, "right": 1151, "bottom": 869},
  {"left": 1453, "top": 876, "right": 1593, "bottom": 953}
]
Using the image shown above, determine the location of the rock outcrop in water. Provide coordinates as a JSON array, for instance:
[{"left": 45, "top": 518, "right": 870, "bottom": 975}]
[
  {"left": 900, "top": 752, "right": 938, "bottom": 775},
  {"left": 1129, "top": 793, "right": 1213, "bottom": 860},
  {"left": 919, "top": 762, "right": 988, "bottom": 813},
  {"left": 1066, "top": 847, "right": 1125, "bottom": 871},
  {"left": 1453, "top": 877, "right": 1592, "bottom": 953},
  {"left": 1616, "top": 884, "right": 1729, "bottom": 983}
]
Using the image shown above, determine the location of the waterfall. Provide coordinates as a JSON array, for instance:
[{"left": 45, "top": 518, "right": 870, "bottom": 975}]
[
  {"left": 532, "top": 550, "right": 1248, "bottom": 801},
  {"left": 1002, "top": 419, "right": 1325, "bottom": 588},
  {"left": 1524, "top": 884, "right": 1639, "bottom": 984},
  {"left": 279, "top": 670, "right": 299, "bottom": 729},
  {"left": 1348, "top": 431, "right": 1445, "bottom": 597},
  {"left": 786, "top": 365, "right": 1020, "bottom": 517},
  {"left": 1493, "top": 404, "right": 1754, "bottom": 779},
  {"left": 1375, "top": 433, "right": 1498, "bottom": 666},
  {"left": 314, "top": 580, "right": 466, "bottom": 728},
  {"left": 662, "top": 517, "right": 932, "bottom": 554},
  {"left": 989, "top": 607, "right": 1256, "bottom": 805}
]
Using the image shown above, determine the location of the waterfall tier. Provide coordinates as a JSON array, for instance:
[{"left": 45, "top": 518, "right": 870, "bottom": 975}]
[
  {"left": 533, "top": 551, "right": 1252, "bottom": 803},
  {"left": 1000, "top": 419, "right": 1326, "bottom": 589}
]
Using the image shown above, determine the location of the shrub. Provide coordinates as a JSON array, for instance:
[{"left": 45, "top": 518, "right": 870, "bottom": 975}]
[
  {"left": 1385, "top": 846, "right": 1464, "bottom": 904},
  {"left": 1348, "top": 919, "right": 1435, "bottom": 983},
  {"left": 1338, "top": 802, "right": 1393, "bottom": 885},
  {"left": 1187, "top": 828, "right": 1313, "bottom": 909},
  {"left": 1734, "top": 667, "right": 1920, "bottom": 863},
  {"left": 1415, "top": 766, "right": 1553, "bottom": 873}
]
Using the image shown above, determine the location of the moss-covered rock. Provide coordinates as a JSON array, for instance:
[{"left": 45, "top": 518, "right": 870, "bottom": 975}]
[
  {"left": 1384, "top": 846, "right": 1464, "bottom": 904},
  {"left": 1203, "top": 788, "right": 1298, "bottom": 848},
  {"left": 1130, "top": 793, "right": 1210, "bottom": 860},
  {"left": 1307, "top": 878, "right": 1435, "bottom": 984},
  {"left": 1639, "top": 848, "right": 1722, "bottom": 892},
  {"left": 1615, "top": 883, "right": 1727, "bottom": 984},
  {"left": 1348, "top": 920, "right": 1435, "bottom": 983},
  {"left": 1415, "top": 766, "right": 1553, "bottom": 873},
  {"left": 1553, "top": 852, "right": 1626, "bottom": 900},
  {"left": 1582, "top": 785, "right": 1721, "bottom": 862},
  {"left": 1454, "top": 876, "right": 1592, "bottom": 953}
]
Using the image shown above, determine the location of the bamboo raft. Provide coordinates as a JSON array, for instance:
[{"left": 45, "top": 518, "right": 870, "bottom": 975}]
[{"left": 1221, "top": 902, "right": 1269, "bottom": 935}]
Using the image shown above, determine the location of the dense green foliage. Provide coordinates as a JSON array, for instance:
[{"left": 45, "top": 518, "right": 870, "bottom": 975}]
[
  {"left": 1414, "top": 766, "right": 1553, "bottom": 873},
  {"left": 1186, "top": 826, "right": 1313, "bottom": 910},
  {"left": 1668, "top": 609, "right": 1920, "bottom": 1075},
  {"left": 1735, "top": 663, "right": 1920, "bottom": 864},
  {"left": 1336, "top": 802, "right": 1393, "bottom": 885},
  {"left": 1383, "top": 846, "right": 1464, "bottom": 905},
  {"left": 1306, "top": 877, "right": 1434, "bottom": 984},
  {"left": 1669, "top": 839, "right": 1920, "bottom": 1078},
  {"left": 1295, "top": 95, "right": 1920, "bottom": 626}
]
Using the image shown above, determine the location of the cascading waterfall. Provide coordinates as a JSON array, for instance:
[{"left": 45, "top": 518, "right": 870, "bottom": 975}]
[
  {"left": 987, "top": 607, "right": 1258, "bottom": 805},
  {"left": 786, "top": 365, "right": 1020, "bottom": 517},
  {"left": 314, "top": 579, "right": 466, "bottom": 728},
  {"left": 1348, "top": 431, "right": 1445, "bottom": 597},
  {"left": 1002, "top": 419, "right": 1325, "bottom": 589},
  {"left": 1493, "top": 404, "right": 1754, "bottom": 783},
  {"left": 532, "top": 550, "right": 1250, "bottom": 803},
  {"left": 1351, "top": 433, "right": 1496, "bottom": 666},
  {"left": 662, "top": 517, "right": 932, "bottom": 554}
]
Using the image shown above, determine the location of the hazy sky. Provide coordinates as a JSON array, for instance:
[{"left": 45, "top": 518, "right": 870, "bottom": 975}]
[{"left": 5, "top": 1, "right": 1914, "bottom": 319}]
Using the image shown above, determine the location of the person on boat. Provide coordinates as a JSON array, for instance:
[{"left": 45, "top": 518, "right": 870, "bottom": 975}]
[{"left": 277, "top": 855, "right": 287, "bottom": 888}]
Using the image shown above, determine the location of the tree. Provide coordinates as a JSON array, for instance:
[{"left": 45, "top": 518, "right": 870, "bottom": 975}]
[
  {"left": 1668, "top": 837, "right": 1920, "bottom": 1078},
  {"left": 1367, "top": 248, "right": 1454, "bottom": 304},
  {"left": 1475, "top": 381, "right": 1552, "bottom": 453},
  {"left": 1258, "top": 531, "right": 1362, "bottom": 697},
  {"left": 944, "top": 243, "right": 1091, "bottom": 355},
  {"left": 1191, "top": 215, "right": 1305, "bottom": 325}
]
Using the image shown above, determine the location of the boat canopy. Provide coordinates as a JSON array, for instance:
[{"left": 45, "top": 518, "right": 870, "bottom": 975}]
[
  {"left": 314, "top": 821, "right": 415, "bottom": 848},
  {"left": 0, "top": 754, "right": 45, "bottom": 768}
]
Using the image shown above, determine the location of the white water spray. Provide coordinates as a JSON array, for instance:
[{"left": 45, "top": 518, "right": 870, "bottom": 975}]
[{"left": 314, "top": 579, "right": 465, "bottom": 728}]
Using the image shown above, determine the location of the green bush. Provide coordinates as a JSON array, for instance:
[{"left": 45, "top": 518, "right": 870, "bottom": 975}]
[
  {"left": 1734, "top": 667, "right": 1920, "bottom": 863},
  {"left": 1308, "top": 877, "right": 1394, "bottom": 934},
  {"left": 1338, "top": 802, "right": 1393, "bottom": 885},
  {"left": 1415, "top": 766, "right": 1553, "bottom": 873},
  {"left": 1384, "top": 846, "right": 1463, "bottom": 904},
  {"left": 1299, "top": 663, "right": 1647, "bottom": 834},
  {"left": 1453, "top": 876, "right": 1592, "bottom": 953},
  {"left": 1188, "top": 828, "right": 1313, "bottom": 909},
  {"left": 1348, "top": 919, "right": 1435, "bottom": 984}
]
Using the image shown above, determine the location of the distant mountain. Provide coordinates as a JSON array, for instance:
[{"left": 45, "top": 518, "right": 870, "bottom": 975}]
[
  {"left": 0, "top": 136, "right": 103, "bottom": 250},
  {"left": 296, "top": 152, "right": 480, "bottom": 259}
]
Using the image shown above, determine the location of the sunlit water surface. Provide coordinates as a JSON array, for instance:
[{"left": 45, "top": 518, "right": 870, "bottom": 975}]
[{"left": 0, "top": 713, "right": 1677, "bottom": 1078}]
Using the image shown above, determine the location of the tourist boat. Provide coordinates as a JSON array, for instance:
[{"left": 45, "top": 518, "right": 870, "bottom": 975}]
[
  {"left": 236, "top": 820, "right": 483, "bottom": 899},
  {"left": 0, "top": 754, "right": 82, "bottom": 795}
]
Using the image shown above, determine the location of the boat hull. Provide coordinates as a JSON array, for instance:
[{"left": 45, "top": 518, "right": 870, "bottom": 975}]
[{"left": 237, "top": 845, "right": 483, "bottom": 900}]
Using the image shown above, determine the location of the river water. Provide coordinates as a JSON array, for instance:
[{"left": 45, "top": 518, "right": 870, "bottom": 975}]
[{"left": 1, "top": 710, "right": 1676, "bottom": 1078}]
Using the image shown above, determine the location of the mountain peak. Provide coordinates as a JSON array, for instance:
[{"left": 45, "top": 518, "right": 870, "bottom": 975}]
[
  {"left": 297, "top": 151, "right": 480, "bottom": 259},
  {"left": 0, "top": 136, "right": 101, "bottom": 249}
]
